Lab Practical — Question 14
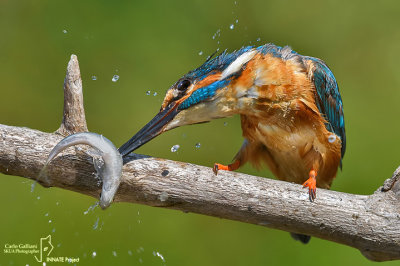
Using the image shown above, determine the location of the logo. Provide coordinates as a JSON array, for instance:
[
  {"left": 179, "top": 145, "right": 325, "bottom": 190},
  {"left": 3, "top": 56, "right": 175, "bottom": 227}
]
[
  {"left": 34, "top": 235, "right": 54, "bottom": 262},
  {"left": 3, "top": 235, "right": 79, "bottom": 264}
]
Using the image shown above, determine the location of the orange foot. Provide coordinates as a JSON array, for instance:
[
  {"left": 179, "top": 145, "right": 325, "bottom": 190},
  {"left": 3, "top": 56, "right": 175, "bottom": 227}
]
[
  {"left": 213, "top": 159, "right": 241, "bottom": 175},
  {"left": 302, "top": 170, "right": 317, "bottom": 201}
]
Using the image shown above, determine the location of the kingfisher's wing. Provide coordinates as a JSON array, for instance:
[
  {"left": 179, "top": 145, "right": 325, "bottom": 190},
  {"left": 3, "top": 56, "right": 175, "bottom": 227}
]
[{"left": 304, "top": 57, "right": 346, "bottom": 162}]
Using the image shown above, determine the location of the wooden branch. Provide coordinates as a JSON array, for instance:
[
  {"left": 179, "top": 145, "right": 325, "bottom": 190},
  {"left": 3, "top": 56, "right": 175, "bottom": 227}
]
[
  {"left": 56, "top": 54, "right": 88, "bottom": 136},
  {"left": 1, "top": 55, "right": 400, "bottom": 262}
]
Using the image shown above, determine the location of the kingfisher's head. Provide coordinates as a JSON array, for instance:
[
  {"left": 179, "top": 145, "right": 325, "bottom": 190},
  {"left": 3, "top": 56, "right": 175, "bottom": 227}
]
[{"left": 119, "top": 46, "right": 258, "bottom": 156}]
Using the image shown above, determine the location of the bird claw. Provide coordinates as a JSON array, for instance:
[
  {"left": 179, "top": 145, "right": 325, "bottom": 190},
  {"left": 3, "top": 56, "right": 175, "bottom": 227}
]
[
  {"left": 213, "top": 160, "right": 241, "bottom": 175},
  {"left": 302, "top": 170, "right": 317, "bottom": 202},
  {"left": 213, "top": 164, "right": 219, "bottom": 175},
  {"left": 213, "top": 163, "right": 226, "bottom": 175}
]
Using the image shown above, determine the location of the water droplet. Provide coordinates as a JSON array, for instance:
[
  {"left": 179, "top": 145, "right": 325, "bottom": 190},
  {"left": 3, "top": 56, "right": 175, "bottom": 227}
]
[
  {"left": 159, "top": 192, "right": 168, "bottom": 202},
  {"left": 92, "top": 251, "right": 97, "bottom": 258},
  {"left": 112, "top": 75, "right": 119, "bottom": 82},
  {"left": 31, "top": 182, "right": 36, "bottom": 192},
  {"left": 153, "top": 251, "right": 166, "bottom": 263},
  {"left": 170, "top": 144, "right": 180, "bottom": 152},
  {"left": 256, "top": 37, "right": 261, "bottom": 42},
  {"left": 62, "top": 29, "right": 67, "bottom": 34},
  {"left": 93, "top": 217, "right": 100, "bottom": 230},
  {"left": 146, "top": 90, "right": 151, "bottom": 95},
  {"left": 153, "top": 92, "right": 157, "bottom": 96},
  {"left": 84, "top": 201, "right": 99, "bottom": 215},
  {"left": 37, "top": 196, "right": 40, "bottom": 200},
  {"left": 195, "top": 143, "right": 201, "bottom": 149},
  {"left": 48, "top": 220, "right": 52, "bottom": 223},
  {"left": 128, "top": 250, "right": 133, "bottom": 256},
  {"left": 234, "top": 1, "right": 237, "bottom": 5},
  {"left": 229, "top": 24, "right": 234, "bottom": 30},
  {"left": 198, "top": 51, "right": 203, "bottom": 55},
  {"left": 56, "top": 202, "right": 59, "bottom": 206},
  {"left": 235, "top": 19, "right": 239, "bottom": 24},
  {"left": 212, "top": 29, "right": 221, "bottom": 40},
  {"left": 224, "top": 122, "right": 228, "bottom": 126},
  {"left": 112, "top": 251, "right": 117, "bottom": 257},
  {"left": 91, "top": 76, "right": 97, "bottom": 81},
  {"left": 44, "top": 213, "right": 49, "bottom": 217},
  {"left": 137, "top": 247, "right": 144, "bottom": 253},
  {"left": 328, "top": 134, "right": 336, "bottom": 143}
]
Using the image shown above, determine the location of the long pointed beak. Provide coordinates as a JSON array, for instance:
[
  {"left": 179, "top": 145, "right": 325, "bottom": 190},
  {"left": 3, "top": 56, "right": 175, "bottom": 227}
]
[{"left": 118, "top": 102, "right": 180, "bottom": 157}]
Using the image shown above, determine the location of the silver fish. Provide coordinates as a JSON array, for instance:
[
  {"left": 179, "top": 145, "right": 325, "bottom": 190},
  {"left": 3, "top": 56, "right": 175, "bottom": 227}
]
[{"left": 44, "top": 132, "right": 123, "bottom": 209}]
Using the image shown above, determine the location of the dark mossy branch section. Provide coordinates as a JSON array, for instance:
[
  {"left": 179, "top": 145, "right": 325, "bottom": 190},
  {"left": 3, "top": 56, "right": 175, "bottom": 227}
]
[{"left": 1, "top": 55, "right": 399, "bottom": 262}]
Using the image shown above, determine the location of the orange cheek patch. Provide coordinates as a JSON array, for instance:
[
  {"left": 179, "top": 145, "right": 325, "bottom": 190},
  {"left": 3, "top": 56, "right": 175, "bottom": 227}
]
[{"left": 193, "top": 72, "right": 222, "bottom": 90}]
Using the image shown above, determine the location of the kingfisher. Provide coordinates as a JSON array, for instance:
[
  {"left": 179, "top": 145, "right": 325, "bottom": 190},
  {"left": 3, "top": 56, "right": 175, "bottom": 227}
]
[{"left": 119, "top": 44, "right": 346, "bottom": 243}]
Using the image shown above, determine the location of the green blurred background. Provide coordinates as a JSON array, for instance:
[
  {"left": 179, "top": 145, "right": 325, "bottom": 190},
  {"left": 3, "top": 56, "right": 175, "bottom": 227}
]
[{"left": 1, "top": 0, "right": 400, "bottom": 265}]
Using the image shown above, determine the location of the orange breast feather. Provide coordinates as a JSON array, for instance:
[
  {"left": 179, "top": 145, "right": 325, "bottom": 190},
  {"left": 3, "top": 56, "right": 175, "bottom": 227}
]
[{"left": 235, "top": 54, "right": 342, "bottom": 188}]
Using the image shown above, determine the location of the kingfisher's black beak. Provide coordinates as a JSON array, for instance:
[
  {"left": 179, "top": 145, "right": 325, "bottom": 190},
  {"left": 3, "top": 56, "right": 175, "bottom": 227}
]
[{"left": 118, "top": 102, "right": 180, "bottom": 157}]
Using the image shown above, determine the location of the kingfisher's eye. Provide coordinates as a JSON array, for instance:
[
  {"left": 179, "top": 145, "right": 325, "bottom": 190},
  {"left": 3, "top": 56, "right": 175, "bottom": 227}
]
[{"left": 177, "top": 79, "right": 191, "bottom": 91}]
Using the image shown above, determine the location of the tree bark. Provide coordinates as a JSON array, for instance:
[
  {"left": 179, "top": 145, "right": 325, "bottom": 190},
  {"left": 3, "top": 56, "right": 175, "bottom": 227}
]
[{"left": 0, "top": 55, "right": 399, "bottom": 262}]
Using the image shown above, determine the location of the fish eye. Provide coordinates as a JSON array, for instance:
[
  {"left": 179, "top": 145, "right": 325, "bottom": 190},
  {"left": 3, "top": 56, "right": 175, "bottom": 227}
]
[{"left": 177, "top": 79, "right": 191, "bottom": 91}]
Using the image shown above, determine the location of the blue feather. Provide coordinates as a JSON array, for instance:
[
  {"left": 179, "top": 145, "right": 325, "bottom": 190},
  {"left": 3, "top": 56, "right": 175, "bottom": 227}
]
[
  {"left": 304, "top": 57, "right": 346, "bottom": 163},
  {"left": 179, "top": 79, "right": 230, "bottom": 110}
]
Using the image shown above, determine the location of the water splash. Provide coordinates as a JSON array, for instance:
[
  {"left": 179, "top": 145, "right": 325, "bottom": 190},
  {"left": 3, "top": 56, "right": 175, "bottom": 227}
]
[
  {"left": 153, "top": 251, "right": 166, "bottom": 263},
  {"left": 212, "top": 29, "right": 221, "bottom": 40},
  {"left": 198, "top": 51, "right": 203, "bottom": 56},
  {"left": 112, "top": 251, "right": 117, "bottom": 257},
  {"left": 93, "top": 217, "right": 100, "bottom": 230},
  {"left": 229, "top": 24, "right": 234, "bottom": 30},
  {"left": 83, "top": 201, "right": 100, "bottom": 215},
  {"left": 128, "top": 250, "right": 133, "bottom": 256},
  {"left": 31, "top": 182, "right": 36, "bottom": 192},
  {"left": 137, "top": 247, "right": 144, "bottom": 253},
  {"left": 91, "top": 76, "right": 97, "bottom": 81},
  {"left": 112, "top": 75, "right": 119, "bottom": 82},
  {"left": 224, "top": 122, "right": 228, "bottom": 126},
  {"left": 170, "top": 144, "right": 180, "bottom": 152},
  {"left": 146, "top": 90, "right": 151, "bottom": 95},
  {"left": 62, "top": 29, "right": 67, "bottom": 34},
  {"left": 195, "top": 143, "right": 201, "bottom": 149},
  {"left": 92, "top": 251, "right": 97, "bottom": 258},
  {"left": 153, "top": 92, "right": 157, "bottom": 96}
]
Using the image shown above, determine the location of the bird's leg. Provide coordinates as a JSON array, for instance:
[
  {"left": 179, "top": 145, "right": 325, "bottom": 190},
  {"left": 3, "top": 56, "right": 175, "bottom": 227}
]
[
  {"left": 213, "top": 159, "right": 241, "bottom": 175},
  {"left": 302, "top": 170, "right": 317, "bottom": 201}
]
